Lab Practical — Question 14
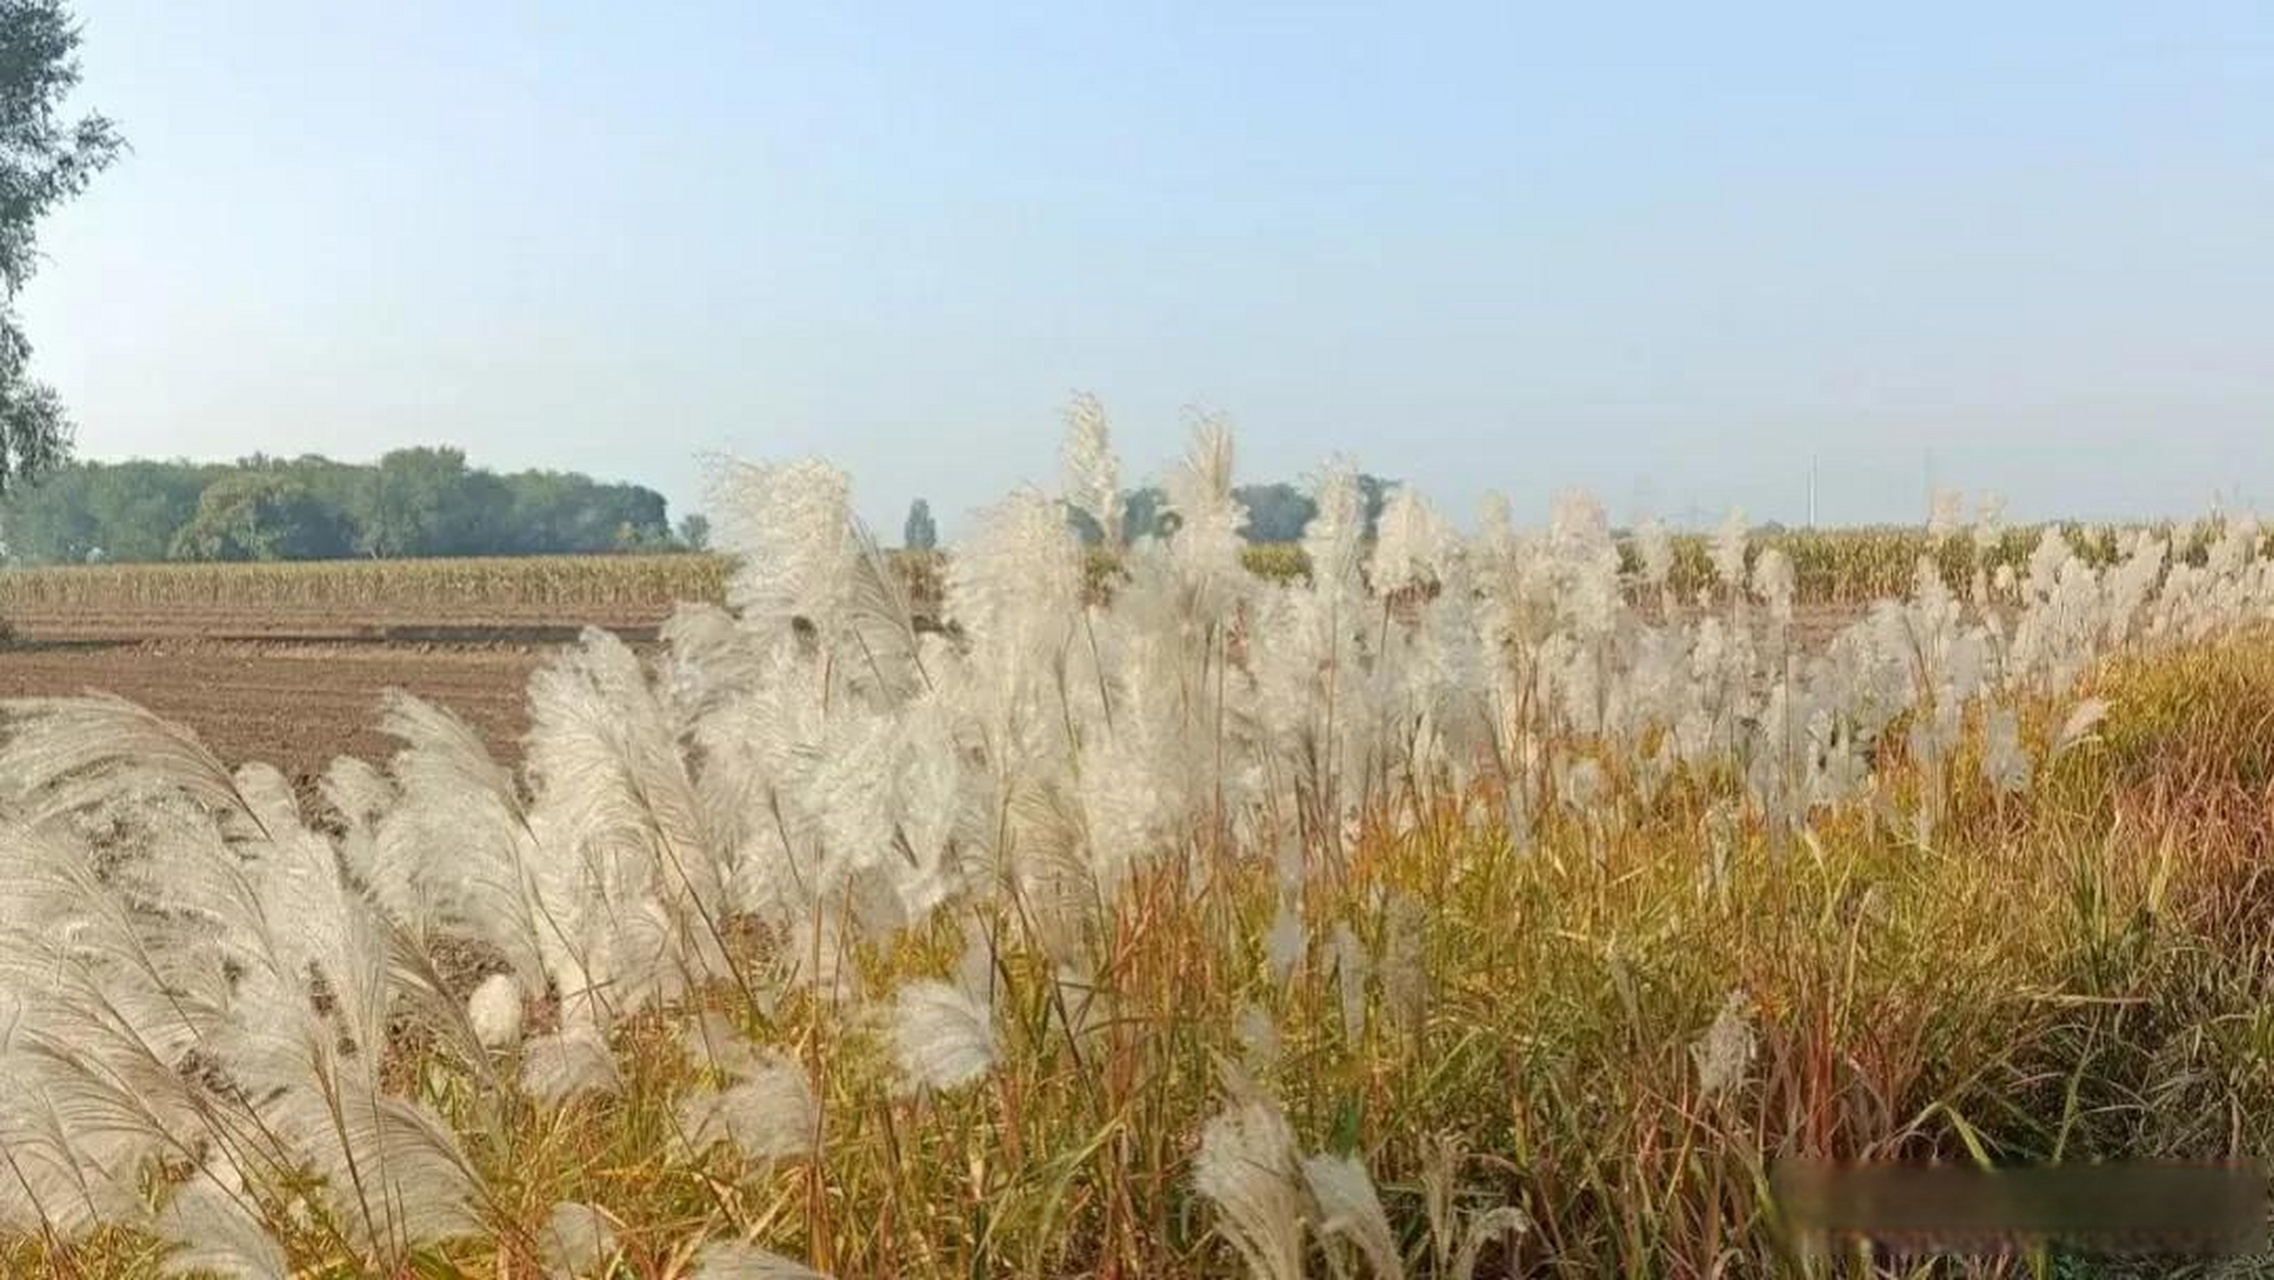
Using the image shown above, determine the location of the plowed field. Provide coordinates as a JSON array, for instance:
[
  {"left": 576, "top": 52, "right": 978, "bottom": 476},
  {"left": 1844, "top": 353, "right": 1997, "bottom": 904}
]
[{"left": 0, "top": 639, "right": 546, "bottom": 789}]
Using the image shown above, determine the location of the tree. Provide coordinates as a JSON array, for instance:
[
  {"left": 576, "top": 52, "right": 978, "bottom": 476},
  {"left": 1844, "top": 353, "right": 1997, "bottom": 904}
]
[
  {"left": 169, "top": 473, "right": 356, "bottom": 562},
  {"left": 1357, "top": 474, "right": 1395, "bottom": 538},
  {"left": 1234, "top": 482, "right": 1315, "bottom": 543},
  {"left": 503, "top": 470, "right": 670, "bottom": 554},
  {"left": 0, "top": 449, "right": 679, "bottom": 563},
  {"left": 1121, "top": 487, "right": 1170, "bottom": 541},
  {"left": 0, "top": 1, "right": 122, "bottom": 495},
  {"left": 366, "top": 446, "right": 468, "bottom": 557},
  {"left": 0, "top": 458, "right": 213, "bottom": 562},
  {"left": 675, "top": 513, "right": 710, "bottom": 551},
  {"left": 0, "top": 455, "right": 86, "bottom": 558},
  {"left": 84, "top": 460, "right": 213, "bottom": 560},
  {"left": 903, "top": 498, "right": 938, "bottom": 551}
]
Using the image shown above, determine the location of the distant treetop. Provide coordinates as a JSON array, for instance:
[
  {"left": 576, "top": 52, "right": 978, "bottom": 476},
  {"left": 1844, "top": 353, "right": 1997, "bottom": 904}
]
[{"left": 0, "top": 449, "right": 686, "bottom": 564}]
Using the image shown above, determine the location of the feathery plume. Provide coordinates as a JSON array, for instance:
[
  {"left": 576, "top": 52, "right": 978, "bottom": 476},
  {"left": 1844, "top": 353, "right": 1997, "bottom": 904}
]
[
  {"left": 1266, "top": 894, "right": 1305, "bottom": 988},
  {"left": 1691, "top": 990, "right": 1755, "bottom": 1098},
  {"left": 153, "top": 1179, "right": 291, "bottom": 1280},
  {"left": 468, "top": 973, "right": 524, "bottom": 1049},
  {"left": 689, "top": 1240, "right": 834, "bottom": 1279},
  {"left": 1194, "top": 1097, "right": 1306, "bottom": 1280},
  {"left": 2051, "top": 697, "right": 2109, "bottom": 760},
  {"left": 1328, "top": 922, "right": 1368, "bottom": 1040},
  {"left": 538, "top": 1201, "right": 620, "bottom": 1278},
  {"left": 1982, "top": 706, "right": 2033, "bottom": 795},
  {"left": 1062, "top": 391, "right": 1122, "bottom": 547},
  {"left": 1451, "top": 1207, "right": 1532, "bottom": 1280},
  {"left": 1237, "top": 1003, "right": 1282, "bottom": 1071},
  {"left": 1634, "top": 516, "right": 1674, "bottom": 590},
  {"left": 521, "top": 1028, "right": 624, "bottom": 1104},
  {"left": 707, "top": 457, "right": 856, "bottom": 635},
  {"left": 1927, "top": 488, "right": 1967, "bottom": 540},
  {"left": 1710, "top": 509, "right": 1749, "bottom": 591},
  {"left": 888, "top": 979, "right": 997, "bottom": 1093},
  {"left": 1369, "top": 484, "right": 1453, "bottom": 595},
  {"left": 1302, "top": 1152, "right": 1406, "bottom": 1280},
  {"left": 677, "top": 1051, "right": 818, "bottom": 1162}
]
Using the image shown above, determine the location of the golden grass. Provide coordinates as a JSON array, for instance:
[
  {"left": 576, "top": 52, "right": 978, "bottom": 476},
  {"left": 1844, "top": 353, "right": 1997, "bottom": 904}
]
[
  {"left": 84, "top": 638, "right": 2256, "bottom": 1277},
  {"left": 9, "top": 600, "right": 2274, "bottom": 1280}
]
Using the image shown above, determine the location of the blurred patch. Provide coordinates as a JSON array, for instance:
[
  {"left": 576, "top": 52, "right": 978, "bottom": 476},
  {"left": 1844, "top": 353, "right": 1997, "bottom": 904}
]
[{"left": 1771, "top": 1159, "right": 2267, "bottom": 1257}]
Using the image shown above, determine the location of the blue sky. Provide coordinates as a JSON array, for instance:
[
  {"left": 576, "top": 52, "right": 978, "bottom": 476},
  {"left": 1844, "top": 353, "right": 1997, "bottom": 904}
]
[{"left": 17, "top": 2, "right": 2273, "bottom": 534}]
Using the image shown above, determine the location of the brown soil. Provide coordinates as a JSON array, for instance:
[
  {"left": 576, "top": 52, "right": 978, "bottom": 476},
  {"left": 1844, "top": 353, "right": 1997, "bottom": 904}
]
[{"left": 0, "top": 639, "right": 547, "bottom": 791}]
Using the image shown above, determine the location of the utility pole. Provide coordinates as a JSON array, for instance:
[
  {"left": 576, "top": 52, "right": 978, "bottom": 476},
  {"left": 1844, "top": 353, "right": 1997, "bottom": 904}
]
[{"left": 1808, "top": 454, "right": 1819, "bottom": 529}]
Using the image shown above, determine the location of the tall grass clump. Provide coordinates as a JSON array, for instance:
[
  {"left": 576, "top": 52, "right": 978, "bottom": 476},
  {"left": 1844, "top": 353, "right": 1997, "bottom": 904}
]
[{"left": 4, "top": 399, "right": 2274, "bottom": 1277}]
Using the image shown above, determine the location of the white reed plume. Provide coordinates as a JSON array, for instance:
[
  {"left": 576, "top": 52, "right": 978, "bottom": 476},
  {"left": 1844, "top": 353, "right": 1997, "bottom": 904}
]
[
  {"left": 1983, "top": 706, "right": 2034, "bottom": 795},
  {"left": 1752, "top": 546, "right": 1795, "bottom": 627},
  {"left": 1634, "top": 516, "right": 1675, "bottom": 611},
  {"left": 467, "top": 973, "right": 525, "bottom": 1049},
  {"left": 1369, "top": 484, "right": 1454, "bottom": 595},
  {"left": 1710, "top": 508, "right": 1749, "bottom": 593},
  {"left": 1162, "top": 410, "right": 1251, "bottom": 605},
  {"left": 521, "top": 1028, "right": 625, "bottom": 1103},
  {"left": 676, "top": 1049, "right": 818, "bottom": 1163},
  {"left": 538, "top": 1201, "right": 620, "bottom": 1278},
  {"left": 1451, "top": 1208, "right": 1533, "bottom": 1280},
  {"left": 1380, "top": 892, "right": 1427, "bottom": 1039},
  {"left": 1303, "top": 457, "right": 1369, "bottom": 597},
  {"left": 1329, "top": 922, "right": 1369, "bottom": 1041},
  {"left": 1691, "top": 990, "right": 1756, "bottom": 1098},
  {"left": 888, "top": 979, "right": 998, "bottom": 1093},
  {"left": 1062, "top": 390, "right": 1122, "bottom": 546},
  {"left": 152, "top": 1178, "right": 291, "bottom": 1280},
  {"left": 1266, "top": 893, "right": 1306, "bottom": 987},
  {"left": 1194, "top": 1095, "right": 1306, "bottom": 1280},
  {"left": 707, "top": 457, "right": 856, "bottom": 638},
  {"left": 1303, "top": 1152, "right": 1406, "bottom": 1280},
  {"left": 1238, "top": 1004, "right": 1283, "bottom": 1070},
  {"left": 689, "top": 1239, "right": 835, "bottom": 1279},
  {"left": 2050, "top": 697, "right": 2110, "bottom": 761},
  {"left": 1928, "top": 488, "right": 1967, "bottom": 540},
  {"left": 1974, "top": 491, "right": 2007, "bottom": 550}
]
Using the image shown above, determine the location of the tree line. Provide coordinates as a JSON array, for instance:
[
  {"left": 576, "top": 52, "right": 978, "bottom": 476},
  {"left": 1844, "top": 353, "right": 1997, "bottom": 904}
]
[
  {"left": 0, "top": 447, "right": 705, "bottom": 565},
  {"left": 903, "top": 475, "right": 1398, "bottom": 549}
]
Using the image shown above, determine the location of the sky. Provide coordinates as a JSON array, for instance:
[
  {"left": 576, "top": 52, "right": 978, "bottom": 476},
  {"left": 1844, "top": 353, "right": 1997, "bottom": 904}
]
[{"left": 16, "top": 2, "right": 2274, "bottom": 536}]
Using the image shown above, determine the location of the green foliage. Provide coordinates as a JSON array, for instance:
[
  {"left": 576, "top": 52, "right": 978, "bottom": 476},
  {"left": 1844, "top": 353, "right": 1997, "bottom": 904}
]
[
  {"left": 0, "top": 459, "right": 219, "bottom": 562},
  {"left": 366, "top": 446, "right": 500, "bottom": 556},
  {"left": 1232, "top": 482, "right": 1313, "bottom": 542},
  {"left": 0, "top": 0, "right": 122, "bottom": 494},
  {"left": 0, "top": 452, "right": 677, "bottom": 563},
  {"left": 903, "top": 497, "right": 938, "bottom": 551},
  {"left": 1240, "top": 542, "right": 1308, "bottom": 583},
  {"left": 1067, "top": 474, "right": 1396, "bottom": 546},
  {"left": 167, "top": 472, "right": 357, "bottom": 562},
  {"left": 675, "top": 512, "right": 710, "bottom": 552},
  {"left": 500, "top": 467, "right": 668, "bottom": 556},
  {"left": 1121, "top": 486, "right": 1169, "bottom": 541}
]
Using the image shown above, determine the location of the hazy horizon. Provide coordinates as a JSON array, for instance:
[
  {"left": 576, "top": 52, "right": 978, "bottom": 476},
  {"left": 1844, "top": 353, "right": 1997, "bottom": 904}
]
[{"left": 15, "top": 3, "right": 2271, "bottom": 538}]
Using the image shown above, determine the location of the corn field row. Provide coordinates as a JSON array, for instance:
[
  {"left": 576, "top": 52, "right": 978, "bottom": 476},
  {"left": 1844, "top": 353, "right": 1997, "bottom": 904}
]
[
  {"left": 0, "top": 553, "right": 730, "bottom": 618},
  {"left": 0, "top": 524, "right": 2250, "bottom": 626}
]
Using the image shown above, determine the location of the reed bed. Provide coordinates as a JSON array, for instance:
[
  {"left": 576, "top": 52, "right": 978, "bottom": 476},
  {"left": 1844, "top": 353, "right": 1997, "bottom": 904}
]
[{"left": 1, "top": 403, "right": 2271, "bottom": 1278}]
